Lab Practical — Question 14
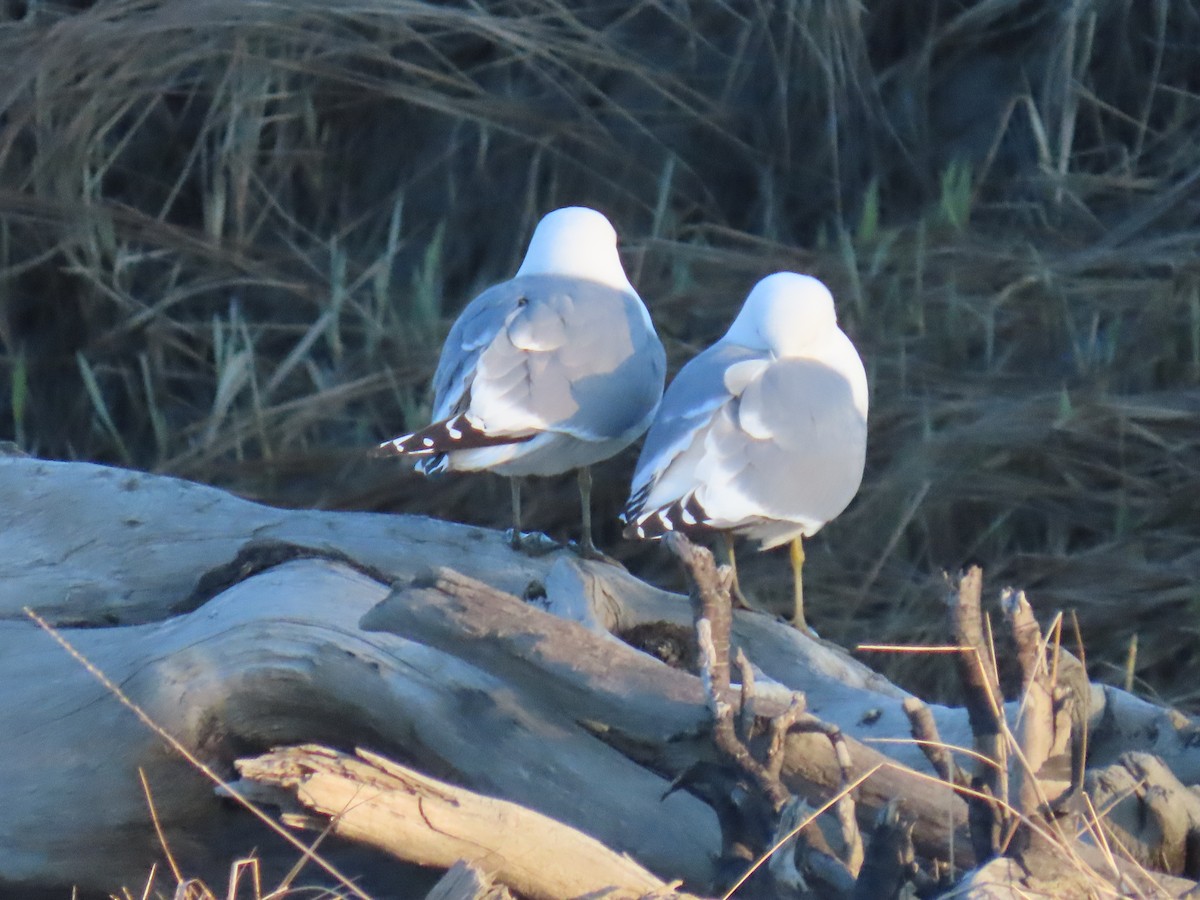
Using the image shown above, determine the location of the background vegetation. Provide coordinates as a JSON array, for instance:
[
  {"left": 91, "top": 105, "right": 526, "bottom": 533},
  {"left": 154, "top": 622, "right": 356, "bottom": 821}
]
[{"left": 1, "top": 0, "right": 1198, "bottom": 705}]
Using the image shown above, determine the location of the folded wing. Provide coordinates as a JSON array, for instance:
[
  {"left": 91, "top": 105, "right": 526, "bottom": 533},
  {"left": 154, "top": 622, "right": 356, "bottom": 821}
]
[
  {"left": 382, "top": 274, "right": 665, "bottom": 473},
  {"left": 624, "top": 350, "right": 867, "bottom": 546}
]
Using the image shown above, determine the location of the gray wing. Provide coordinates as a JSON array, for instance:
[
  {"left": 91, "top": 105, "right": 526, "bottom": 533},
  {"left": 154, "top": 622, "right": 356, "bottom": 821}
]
[
  {"left": 433, "top": 274, "right": 665, "bottom": 442},
  {"left": 427, "top": 280, "right": 516, "bottom": 422},
  {"left": 625, "top": 342, "right": 762, "bottom": 517},
  {"left": 695, "top": 357, "right": 868, "bottom": 529}
]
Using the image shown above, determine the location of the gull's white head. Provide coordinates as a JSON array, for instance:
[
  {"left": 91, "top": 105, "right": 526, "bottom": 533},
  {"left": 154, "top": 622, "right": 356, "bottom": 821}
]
[
  {"left": 722, "top": 272, "right": 840, "bottom": 357},
  {"left": 515, "top": 206, "right": 635, "bottom": 294}
]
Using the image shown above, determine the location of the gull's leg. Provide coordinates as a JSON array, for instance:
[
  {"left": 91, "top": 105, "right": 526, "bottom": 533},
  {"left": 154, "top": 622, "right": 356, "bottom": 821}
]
[
  {"left": 575, "top": 466, "right": 604, "bottom": 560},
  {"left": 790, "top": 536, "right": 811, "bottom": 633},
  {"left": 509, "top": 476, "right": 523, "bottom": 551},
  {"left": 716, "top": 532, "right": 753, "bottom": 610}
]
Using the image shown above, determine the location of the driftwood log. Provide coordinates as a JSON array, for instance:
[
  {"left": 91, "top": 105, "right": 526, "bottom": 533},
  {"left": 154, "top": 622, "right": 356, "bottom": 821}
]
[
  {"left": 2, "top": 453, "right": 1200, "bottom": 897},
  {"left": 232, "top": 745, "right": 688, "bottom": 900}
]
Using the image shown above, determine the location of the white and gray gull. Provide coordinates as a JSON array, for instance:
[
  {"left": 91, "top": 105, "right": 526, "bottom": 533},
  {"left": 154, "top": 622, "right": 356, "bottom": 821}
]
[
  {"left": 622, "top": 272, "right": 868, "bottom": 631},
  {"left": 380, "top": 206, "right": 666, "bottom": 556}
]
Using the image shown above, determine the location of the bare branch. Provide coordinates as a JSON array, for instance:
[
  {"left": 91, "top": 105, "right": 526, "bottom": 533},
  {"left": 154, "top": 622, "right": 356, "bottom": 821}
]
[
  {"left": 945, "top": 567, "right": 1008, "bottom": 860},
  {"left": 902, "top": 697, "right": 964, "bottom": 787}
]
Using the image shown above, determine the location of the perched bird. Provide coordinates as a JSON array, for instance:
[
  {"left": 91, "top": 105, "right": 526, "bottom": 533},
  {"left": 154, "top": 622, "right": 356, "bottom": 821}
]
[
  {"left": 380, "top": 206, "right": 666, "bottom": 557},
  {"left": 622, "top": 272, "right": 868, "bottom": 632}
]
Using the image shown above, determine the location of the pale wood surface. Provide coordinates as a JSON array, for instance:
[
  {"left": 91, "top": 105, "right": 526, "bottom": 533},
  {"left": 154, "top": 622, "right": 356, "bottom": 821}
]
[
  {"left": 0, "top": 557, "right": 718, "bottom": 891},
  {"left": 425, "top": 861, "right": 514, "bottom": 900},
  {"left": 234, "top": 745, "right": 691, "bottom": 900},
  {"left": 2, "top": 455, "right": 1199, "bottom": 896}
]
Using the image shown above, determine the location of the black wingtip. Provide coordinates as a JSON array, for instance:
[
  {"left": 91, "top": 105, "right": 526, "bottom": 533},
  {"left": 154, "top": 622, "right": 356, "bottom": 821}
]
[
  {"left": 624, "top": 494, "right": 712, "bottom": 542},
  {"left": 375, "top": 429, "right": 441, "bottom": 458},
  {"left": 374, "top": 438, "right": 408, "bottom": 458},
  {"left": 621, "top": 506, "right": 671, "bottom": 541},
  {"left": 383, "top": 414, "right": 538, "bottom": 458}
]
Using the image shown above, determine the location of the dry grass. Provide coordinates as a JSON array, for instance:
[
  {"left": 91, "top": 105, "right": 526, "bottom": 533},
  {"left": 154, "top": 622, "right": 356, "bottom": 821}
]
[
  {"left": 25, "top": 607, "right": 384, "bottom": 900},
  {"left": 1, "top": 0, "right": 1199, "bottom": 709}
]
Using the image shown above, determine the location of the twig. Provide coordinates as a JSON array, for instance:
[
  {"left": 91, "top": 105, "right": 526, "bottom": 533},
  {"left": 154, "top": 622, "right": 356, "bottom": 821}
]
[
  {"left": 764, "top": 798, "right": 809, "bottom": 894},
  {"left": 967, "top": 778, "right": 1002, "bottom": 865},
  {"left": 693, "top": 616, "right": 790, "bottom": 812},
  {"left": 902, "top": 697, "right": 964, "bottom": 787},
  {"left": 665, "top": 532, "right": 732, "bottom": 697},
  {"left": 670, "top": 534, "right": 790, "bottom": 813},
  {"left": 765, "top": 695, "right": 808, "bottom": 783},
  {"left": 695, "top": 619, "right": 727, "bottom": 724},
  {"left": 734, "top": 647, "right": 756, "bottom": 743},
  {"left": 800, "top": 717, "right": 862, "bottom": 875},
  {"left": 719, "top": 765, "right": 884, "bottom": 900},
  {"left": 671, "top": 532, "right": 872, "bottom": 890}
]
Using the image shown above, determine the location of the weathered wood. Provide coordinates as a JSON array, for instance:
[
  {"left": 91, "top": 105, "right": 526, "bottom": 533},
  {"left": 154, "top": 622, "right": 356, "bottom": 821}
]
[
  {"left": 2, "top": 456, "right": 1199, "bottom": 897},
  {"left": 233, "top": 745, "right": 690, "bottom": 900},
  {"left": 1002, "top": 588, "right": 1059, "bottom": 818},
  {"left": 942, "top": 577, "right": 1200, "bottom": 898},
  {"left": 0, "top": 558, "right": 718, "bottom": 892},
  {"left": 902, "top": 696, "right": 963, "bottom": 787},
  {"left": 947, "top": 567, "right": 1009, "bottom": 861},
  {"left": 1086, "top": 752, "right": 1200, "bottom": 879},
  {"left": 362, "top": 558, "right": 973, "bottom": 867},
  {"left": 999, "top": 586, "right": 1091, "bottom": 879},
  {"left": 0, "top": 456, "right": 550, "bottom": 626},
  {"left": 853, "top": 801, "right": 930, "bottom": 900},
  {"left": 947, "top": 567, "right": 1004, "bottom": 753},
  {"left": 669, "top": 534, "right": 794, "bottom": 824},
  {"left": 8, "top": 457, "right": 1197, "bottom": 784},
  {"left": 664, "top": 532, "right": 733, "bottom": 695},
  {"left": 425, "top": 862, "right": 515, "bottom": 900},
  {"left": 0, "top": 457, "right": 938, "bottom": 772},
  {"left": 1085, "top": 684, "right": 1200, "bottom": 781}
]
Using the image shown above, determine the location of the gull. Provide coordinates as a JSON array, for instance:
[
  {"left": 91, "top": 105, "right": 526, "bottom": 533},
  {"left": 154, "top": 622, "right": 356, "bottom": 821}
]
[
  {"left": 622, "top": 272, "right": 868, "bottom": 631},
  {"left": 380, "top": 206, "right": 666, "bottom": 556}
]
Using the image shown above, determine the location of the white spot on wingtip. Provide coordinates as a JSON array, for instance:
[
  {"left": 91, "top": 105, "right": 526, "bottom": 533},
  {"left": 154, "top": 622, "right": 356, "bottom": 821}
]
[
  {"left": 447, "top": 426, "right": 462, "bottom": 439},
  {"left": 422, "top": 437, "right": 434, "bottom": 448}
]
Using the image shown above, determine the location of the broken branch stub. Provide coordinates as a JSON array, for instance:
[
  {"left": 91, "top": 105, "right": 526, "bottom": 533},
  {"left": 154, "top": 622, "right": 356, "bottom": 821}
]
[
  {"left": 1000, "top": 588, "right": 1079, "bottom": 820},
  {"left": 946, "top": 566, "right": 1008, "bottom": 861},
  {"left": 666, "top": 532, "right": 870, "bottom": 894}
]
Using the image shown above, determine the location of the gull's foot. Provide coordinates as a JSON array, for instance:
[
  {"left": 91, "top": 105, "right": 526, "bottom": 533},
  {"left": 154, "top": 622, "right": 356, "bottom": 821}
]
[
  {"left": 790, "top": 607, "right": 820, "bottom": 638},
  {"left": 730, "top": 581, "right": 751, "bottom": 611},
  {"left": 729, "top": 580, "right": 768, "bottom": 613},
  {"left": 569, "top": 540, "right": 620, "bottom": 565},
  {"left": 504, "top": 529, "right": 561, "bottom": 556}
]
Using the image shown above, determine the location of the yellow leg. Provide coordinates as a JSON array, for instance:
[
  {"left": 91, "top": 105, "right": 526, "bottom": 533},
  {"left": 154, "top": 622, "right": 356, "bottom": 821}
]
[
  {"left": 577, "top": 467, "right": 594, "bottom": 554},
  {"left": 576, "top": 466, "right": 603, "bottom": 559},
  {"left": 717, "top": 533, "right": 752, "bottom": 609},
  {"left": 790, "top": 536, "right": 809, "bottom": 632},
  {"left": 509, "top": 477, "right": 523, "bottom": 551}
]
